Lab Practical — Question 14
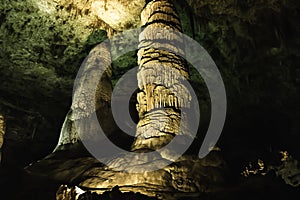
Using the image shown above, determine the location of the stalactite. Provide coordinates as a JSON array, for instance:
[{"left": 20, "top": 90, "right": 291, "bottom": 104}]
[{"left": 137, "top": 64, "right": 189, "bottom": 89}]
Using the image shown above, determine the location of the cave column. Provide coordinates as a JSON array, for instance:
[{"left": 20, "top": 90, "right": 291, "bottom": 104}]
[{"left": 132, "top": 0, "right": 192, "bottom": 155}]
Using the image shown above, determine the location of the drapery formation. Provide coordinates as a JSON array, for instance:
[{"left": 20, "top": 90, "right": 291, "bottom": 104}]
[{"left": 132, "top": 0, "right": 193, "bottom": 155}]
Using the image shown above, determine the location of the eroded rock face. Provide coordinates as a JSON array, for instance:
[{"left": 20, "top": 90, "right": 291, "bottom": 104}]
[
  {"left": 0, "top": 113, "right": 5, "bottom": 163},
  {"left": 79, "top": 153, "right": 225, "bottom": 196},
  {"left": 51, "top": 151, "right": 225, "bottom": 200},
  {"left": 131, "top": 0, "right": 193, "bottom": 159},
  {"left": 37, "top": 0, "right": 145, "bottom": 32},
  {"left": 90, "top": 0, "right": 145, "bottom": 31},
  {"left": 54, "top": 39, "right": 117, "bottom": 150},
  {"left": 57, "top": 185, "right": 159, "bottom": 200}
]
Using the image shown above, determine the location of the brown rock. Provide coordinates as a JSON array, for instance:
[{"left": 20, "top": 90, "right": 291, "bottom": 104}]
[{"left": 0, "top": 113, "right": 5, "bottom": 164}]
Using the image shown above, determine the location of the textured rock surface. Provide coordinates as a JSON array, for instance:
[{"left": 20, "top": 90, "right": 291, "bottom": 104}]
[
  {"left": 0, "top": 0, "right": 111, "bottom": 166},
  {"left": 77, "top": 153, "right": 225, "bottom": 197},
  {"left": 0, "top": 113, "right": 5, "bottom": 163},
  {"left": 89, "top": 0, "right": 145, "bottom": 31},
  {"left": 54, "top": 39, "right": 116, "bottom": 150},
  {"left": 40, "top": 152, "right": 224, "bottom": 199},
  {"left": 132, "top": 0, "right": 193, "bottom": 156},
  {"left": 57, "top": 185, "right": 159, "bottom": 200},
  {"left": 26, "top": 1, "right": 227, "bottom": 199}
]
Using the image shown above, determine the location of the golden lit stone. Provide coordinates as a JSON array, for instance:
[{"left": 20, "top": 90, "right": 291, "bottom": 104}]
[{"left": 91, "top": 0, "right": 145, "bottom": 30}]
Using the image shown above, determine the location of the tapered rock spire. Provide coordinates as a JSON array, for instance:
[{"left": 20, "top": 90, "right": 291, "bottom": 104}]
[{"left": 54, "top": 39, "right": 116, "bottom": 151}]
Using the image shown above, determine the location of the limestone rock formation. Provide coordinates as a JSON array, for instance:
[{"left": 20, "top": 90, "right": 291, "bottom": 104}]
[
  {"left": 57, "top": 185, "right": 159, "bottom": 200},
  {"left": 132, "top": 0, "right": 193, "bottom": 158},
  {"left": 54, "top": 39, "right": 116, "bottom": 151},
  {"left": 51, "top": 152, "right": 224, "bottom": 200},
  {"left": 46, "top": 1, "right": 227, "bottom": 199},
  {"left": 0, "top": 113, "right": 5, "bottom": 164},
  {"left": 78, "top": 153, "right": 225, "bottom": 196},
  {"left": 34, "top": 0, "right": 145, "bottom": 33}
]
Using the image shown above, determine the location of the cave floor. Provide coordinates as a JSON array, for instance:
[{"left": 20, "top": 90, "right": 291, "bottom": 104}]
[{"left": 0, "top": 165, "right": 299, "bottom": 200}]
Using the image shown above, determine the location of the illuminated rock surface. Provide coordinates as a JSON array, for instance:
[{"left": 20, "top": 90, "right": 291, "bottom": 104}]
[
  {"left": 27, "top": 1, "right": 227, "bottom": 199},
  {"left": 27, "top": 151, "right": 225, "bottom": 199}
]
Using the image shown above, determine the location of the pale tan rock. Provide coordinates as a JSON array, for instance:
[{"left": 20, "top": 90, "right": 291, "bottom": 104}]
[
  {"left": 69, "top": 151, "right": 226, "bottom": 198},
  {"left": 54, "top": 41, "right": 117, "bottom": 150},
  {"left": 39, "top": 0, "right": 145, "bottom": 32},
  {"left": 132, "top": 0, "right": 192, "bottom": 156}
]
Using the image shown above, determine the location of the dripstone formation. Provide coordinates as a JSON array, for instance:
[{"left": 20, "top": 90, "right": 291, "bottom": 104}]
[{"left": 26, "top": 1, "right": 226, "bottom": 199}]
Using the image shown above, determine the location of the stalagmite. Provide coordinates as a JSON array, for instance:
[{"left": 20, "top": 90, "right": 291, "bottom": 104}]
[
  {"left": 54, "top": 39, "right": 116, "bottom": 150},
  {"left": 132, "top": 0, "right": 193, "bottom": 155}
]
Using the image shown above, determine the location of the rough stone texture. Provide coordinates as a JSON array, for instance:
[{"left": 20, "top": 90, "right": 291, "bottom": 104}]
[
  {"left": 0, "top": 0, "right": 110, "bottom": 166},
  {"left": 274, "top": 152, "right": 300, "bottom": 187},
  {"left": 90, "top": 0, "right": 145, "bottom": 31},
  {"left": 56, "top": 185, "right": 81, "bottom": 200},
  {"left": 54, "top": 40, "right": 116, "bottom": 150},
  {"left": 132, "top": 0, "right": 193, "bottom": 155},
  {"left": 33, "top": 0, "right": 145, "bottom": 33},
  {"left": 79, "top": 153, "right": 225, "bottom": 195},
  {"left": 50, "top": 151, "right": 224, "bottom": 200},
  {"left": 0, "top": 113, "right": 5, "bottom": 163},
  {"left": 25, "top": 149, "right": 225, "bottom": 199},
  {"left": 57, "top": 185, "right": 159, "bottom": 200}
]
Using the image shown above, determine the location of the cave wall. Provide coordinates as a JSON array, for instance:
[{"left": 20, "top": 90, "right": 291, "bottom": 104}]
[
  {"left": 0, "top": 0, "right": 112, "bottom": 166},
  {"left": 187, "top": 0, "right": 300, "bottom": 168}
]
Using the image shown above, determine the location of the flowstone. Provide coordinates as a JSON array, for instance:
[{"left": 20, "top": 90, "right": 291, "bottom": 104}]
[{"left": 54, "top": 152, "right": 225, "bottom": 200}]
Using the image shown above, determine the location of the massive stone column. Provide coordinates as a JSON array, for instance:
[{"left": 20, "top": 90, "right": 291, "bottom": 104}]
[{"left": 132, "top": 0, "right": 193, "bottom": 158}]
